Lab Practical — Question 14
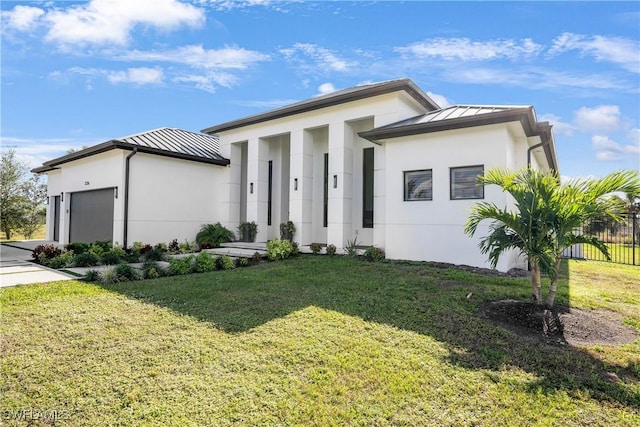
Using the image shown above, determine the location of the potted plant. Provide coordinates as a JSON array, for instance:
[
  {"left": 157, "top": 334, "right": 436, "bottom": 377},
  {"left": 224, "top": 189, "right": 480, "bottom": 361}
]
[
  {"left": 237, "top": 221, "right": 258, "bottom": 242},
  {"left": 280, "top": 220, "right": 296, "bottom": 241}
]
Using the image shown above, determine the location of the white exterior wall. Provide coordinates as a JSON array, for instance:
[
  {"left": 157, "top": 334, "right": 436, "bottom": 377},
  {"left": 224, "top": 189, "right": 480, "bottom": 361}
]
[
  {"left": 217, "top": 92, "right": 426, "bottom": 247},
  {"left": 126, "top": 153, "right": 228, "bottom": 245},
  {"left": 42, "top": 150, "right": 229, "bottom": 246},
  {"left": 383, "top": 124, "right": 528, "bottom": 272},
  {"left": 44, "top": 150, "right": 126, "bottom": 245}
]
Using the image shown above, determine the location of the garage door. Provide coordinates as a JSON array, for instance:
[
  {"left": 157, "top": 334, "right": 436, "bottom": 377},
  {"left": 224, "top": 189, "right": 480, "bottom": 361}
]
[{"left": 69, "top": 188, "right": 115, "bottom": 243}]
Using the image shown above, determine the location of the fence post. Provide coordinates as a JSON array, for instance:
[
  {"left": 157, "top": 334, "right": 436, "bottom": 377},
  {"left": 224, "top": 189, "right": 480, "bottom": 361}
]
[{"left": 633, "top": 213, "right": 637, "bottom": 266}]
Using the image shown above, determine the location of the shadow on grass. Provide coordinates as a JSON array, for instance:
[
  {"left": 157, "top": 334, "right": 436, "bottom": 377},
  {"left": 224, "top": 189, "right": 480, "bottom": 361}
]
[{"left": 101, "top": 256, "right": 639, "bottom": 409}]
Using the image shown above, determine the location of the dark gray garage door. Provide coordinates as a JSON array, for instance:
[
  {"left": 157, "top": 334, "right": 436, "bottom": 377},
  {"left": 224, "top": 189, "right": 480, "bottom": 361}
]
[{"left": 69, "top": 188, "right": 115, "bottom": 243}]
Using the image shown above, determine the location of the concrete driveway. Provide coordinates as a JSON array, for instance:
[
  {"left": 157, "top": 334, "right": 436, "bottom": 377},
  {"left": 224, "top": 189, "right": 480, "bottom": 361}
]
[{"left": 0, "top": 241, "right": 75, "bottom": 288}]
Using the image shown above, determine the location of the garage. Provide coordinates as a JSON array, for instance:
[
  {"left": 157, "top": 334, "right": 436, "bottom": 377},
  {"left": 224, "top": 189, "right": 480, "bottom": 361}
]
[{"left": 69, "top": 188, "right": 115, "bottom": 243}]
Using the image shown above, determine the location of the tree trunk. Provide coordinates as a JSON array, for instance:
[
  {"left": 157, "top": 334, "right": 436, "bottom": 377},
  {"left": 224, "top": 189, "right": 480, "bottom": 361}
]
[
  {"left": 531, "top": 262, "right": 542, "bottom": 305},
  {"left": 545, "top": 258, "right": 562, "bottom": 307}
]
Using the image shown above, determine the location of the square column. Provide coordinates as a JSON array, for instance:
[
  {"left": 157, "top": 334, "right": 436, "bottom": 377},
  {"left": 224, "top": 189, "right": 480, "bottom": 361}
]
[
  {"left": 289, "top": 129, "right": 314, "bottom": 245},
  {"left": 327, "top": 121, "right": 353, "bottom": 248},
  {"left": 247, "top": 137, "right": 269, "bottom": 242}
]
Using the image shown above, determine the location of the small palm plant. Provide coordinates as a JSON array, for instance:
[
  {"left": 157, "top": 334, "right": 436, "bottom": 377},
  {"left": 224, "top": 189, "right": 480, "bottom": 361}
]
[{"left": 465, "top": 167, "right": 639, "bottom": 307}]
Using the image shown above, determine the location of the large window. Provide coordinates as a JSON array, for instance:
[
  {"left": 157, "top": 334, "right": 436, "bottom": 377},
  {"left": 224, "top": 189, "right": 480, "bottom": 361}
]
[
  {"left": 450, "top": 165, "right": 484, "bottom": 200},
  {"left": 404, "top": 169, "right": 433, "bottom": 201},
  {"left": 363, "top": 147, "right": 374, "bottom": 228}
]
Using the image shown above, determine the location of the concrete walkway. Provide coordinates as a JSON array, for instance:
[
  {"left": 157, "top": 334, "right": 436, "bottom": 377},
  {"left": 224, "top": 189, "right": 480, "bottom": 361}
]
[{"left": 0, "top": 242, "right": 75, "bottom": 288}]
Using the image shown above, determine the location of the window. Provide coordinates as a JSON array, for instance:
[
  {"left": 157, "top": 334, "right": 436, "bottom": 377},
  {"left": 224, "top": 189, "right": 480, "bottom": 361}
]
[
  {"left": 363, "top": 147, "right": 374, "bottom": 228},
  {"left": 404, "top": 169, "right": 432, "bottom": 201},
  {"left": 450, "top": 165, "right": 484, "bottom": 200}
]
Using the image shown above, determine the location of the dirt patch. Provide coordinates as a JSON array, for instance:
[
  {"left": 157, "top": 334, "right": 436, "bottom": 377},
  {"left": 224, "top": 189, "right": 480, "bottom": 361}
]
[{"left": 479, "top": 299, "right": 639, "bottom": 346}]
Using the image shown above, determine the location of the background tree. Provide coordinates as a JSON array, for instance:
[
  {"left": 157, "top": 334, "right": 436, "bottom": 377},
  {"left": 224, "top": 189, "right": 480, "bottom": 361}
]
[
  {"left": 465, "top": 168, "right": 640, "bottom": 308},
  {"left": 1, "top": 149, "right": 28, "bottom": 239},
  {"left": 19, "top": 173, "right": 47, "bottom": 239}
]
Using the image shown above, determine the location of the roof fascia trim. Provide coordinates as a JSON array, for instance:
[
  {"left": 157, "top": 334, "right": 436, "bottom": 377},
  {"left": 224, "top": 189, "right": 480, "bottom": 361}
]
[{"left": 201, "top": 79, "right": 439, "bottom": 135}]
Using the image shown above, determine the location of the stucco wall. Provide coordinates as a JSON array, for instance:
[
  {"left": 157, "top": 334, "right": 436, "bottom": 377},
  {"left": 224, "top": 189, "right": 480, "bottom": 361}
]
[
  {"left": 383, "top": 124, "right": 527, "bottom": 272},
  {"left": 126, "top": 152, "right": 228, "bottom": 245},
  {"left": 44, "top": 150, "right": 126, "bottom": 244}
]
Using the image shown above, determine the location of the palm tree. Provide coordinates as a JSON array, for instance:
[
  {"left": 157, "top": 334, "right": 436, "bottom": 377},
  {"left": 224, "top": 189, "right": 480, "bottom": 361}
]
[{"left": 465, "top": 168, "right": 640, "bottom": 307}]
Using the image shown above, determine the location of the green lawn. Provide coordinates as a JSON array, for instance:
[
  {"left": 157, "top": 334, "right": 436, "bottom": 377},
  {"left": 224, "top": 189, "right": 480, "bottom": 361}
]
[
  {"left": 581, "top": 243, "right": 640, "bottom": 266},
  {"left": 1, "top": 257, "right": 638, "bottom": 426}
]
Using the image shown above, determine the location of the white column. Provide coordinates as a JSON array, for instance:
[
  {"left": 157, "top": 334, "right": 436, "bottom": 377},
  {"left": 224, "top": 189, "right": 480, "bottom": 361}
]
[
  {"left": 327, "top": 121, "right": 353, "bottom": 248},
  {"left": 247, "top": 137, "right": 269, "bottom": 242},
  {"left": 227, "top": 142, "right": 243, "bottom": 231},
  {"left": 289, "top": 129, "right": 314, "bottom": 245}
]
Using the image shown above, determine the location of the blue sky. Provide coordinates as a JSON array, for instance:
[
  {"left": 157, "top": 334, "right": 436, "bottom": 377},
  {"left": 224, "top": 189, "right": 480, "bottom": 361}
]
[{"left": 2, "top": 1, "right": 639, "bottom": 180}]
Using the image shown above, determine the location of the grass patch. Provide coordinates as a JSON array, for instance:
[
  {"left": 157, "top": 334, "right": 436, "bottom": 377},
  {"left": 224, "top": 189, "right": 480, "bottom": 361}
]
[
  {"left": 1, "top": 258, "right": 638, "bottom": 426},
  {"left": 1, "top": 224, "right": 45, "bottom": 242}
]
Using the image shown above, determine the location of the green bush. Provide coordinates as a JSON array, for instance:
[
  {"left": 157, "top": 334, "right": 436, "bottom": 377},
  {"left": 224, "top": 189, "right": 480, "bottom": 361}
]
[
  {"left": 179, "top": 240, "right": 197, "bottom": 254},
  {"left": 194, "top": 251, "right": 216, "bottom": 273},
  {"left": 101, "top": 246, "right": 126, "bottom": 265},
  {"left": 74, "top": 251, "right": 101, "bottom": 267},
  {"left": 83, "top": 269, "right": 100, "bottom": 282},
  {"left": 48, "top": 250, "right": 74, "bottom": 269},
  {"left": 168, "top": 256, "right": 194, "bottom": 276},
  {"left": 143, "top": 246, "right": 167, "bottom": 262},
  {"left": 215, "top": 255, "right": 235, "bottom": 270},
  {"left": 115, "top": 263, "right": 139, "bottom": 281},
  {"left": 266, "top": 238, "right": 294, "bottom": 261},
  {"left": 196, "top": 223, "right": 235, "bottom": 249},
  {"left": 364, "top": 246, "right": 385, "bottom": 263},
  {"left": 326, "top": 244, "right": 337, "bottom": 256},
  {"left": 99, "top": 267, "right": 120, "bottom": 284},
  {"left": 32, "top": 244, "right": 62, "bottom": 264},
  {"left": 65, "top": 242, "right": 89, "bottom": 255},
  {"left": 141, "top": 261, "right": 166, "bottom": 279},
  {"left": 236, "top": 257, "right": 249, "bottom": 268},
  {"left": 309, "top": 242, "right": 322, "bottom": 255}
]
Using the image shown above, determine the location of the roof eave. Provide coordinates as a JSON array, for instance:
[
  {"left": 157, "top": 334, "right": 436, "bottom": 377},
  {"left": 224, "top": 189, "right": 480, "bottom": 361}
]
[{"left": 201, "top": 79, "right": 439, "bottom": 135}]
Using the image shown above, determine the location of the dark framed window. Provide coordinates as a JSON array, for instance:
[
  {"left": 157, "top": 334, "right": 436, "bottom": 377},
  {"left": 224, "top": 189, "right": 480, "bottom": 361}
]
[
  {"left": 362, "top": 147, "right": 374, "bottom": 228},
  {"left": 450, "top": 165, "right": 484, "bottom": 200},
  {"left": 404, "top": 169, "right": 433, "bottom": 201}
]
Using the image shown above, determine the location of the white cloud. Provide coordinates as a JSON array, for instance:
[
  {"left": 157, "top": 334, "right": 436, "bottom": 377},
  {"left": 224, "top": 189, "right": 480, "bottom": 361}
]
[
  {"left": 426, "top": 91, "right": 451, "bottom": 108},
  {"left": 42, "top": 0, "right": 204, "bottom": 48},
  {"left": 549, "top": 32, "right": 640, "bottom": 74},
  {"left": 120, "top": 45, "right": 270, "bottom": 69},
  {"left": 280, "top": 43, "right": 353, "bottom": 72},
  {"left": 173, "top": 72, "right": 237, "bottom": 93},
  {"left": 538, "top": 113, "right": 574, "bottom": 136},
  {"left": 317, "top": 82, "right": 337, "bottom": 95},
  {"left": 395, "top": 37, "right": 543, "bottom": 61},
  {"left": 592, "top": 135, "right": 640, "bottom": 162},
  {"left": 107, "top": 68, "right": 164, "bottom": 85},
  {"left": 574, "top": 105, "right": 621, "bottom": 133},
  {"left": 2, "top": 137, "right": 95, "bottom": 169},
  {"left": 2, "top": 5, "right": 44, "bottom": 32}
]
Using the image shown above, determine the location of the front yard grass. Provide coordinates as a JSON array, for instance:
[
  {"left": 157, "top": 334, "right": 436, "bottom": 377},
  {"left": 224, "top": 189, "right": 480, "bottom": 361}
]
[{"left": 1, "top": 257, "right": 638, "bottom": 426}]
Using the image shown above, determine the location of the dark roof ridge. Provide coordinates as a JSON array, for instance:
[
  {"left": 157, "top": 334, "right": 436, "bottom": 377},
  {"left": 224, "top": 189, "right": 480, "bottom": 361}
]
[{"left": 201, "top": 78, "right": 440, "bottom": 135}]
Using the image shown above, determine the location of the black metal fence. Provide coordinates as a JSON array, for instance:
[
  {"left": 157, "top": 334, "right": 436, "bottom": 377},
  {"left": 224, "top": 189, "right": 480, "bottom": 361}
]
[{"left": 564, "top": 213, "right": 639, "bottom": 266}]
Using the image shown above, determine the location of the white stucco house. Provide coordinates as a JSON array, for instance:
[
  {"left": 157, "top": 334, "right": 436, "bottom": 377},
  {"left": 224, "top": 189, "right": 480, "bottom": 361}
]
[{"left": 33, "top": 78, "right": 558, "bottom": 271}]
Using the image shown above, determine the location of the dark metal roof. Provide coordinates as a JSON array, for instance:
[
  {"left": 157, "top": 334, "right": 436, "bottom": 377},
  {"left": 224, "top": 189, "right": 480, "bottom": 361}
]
[
  {"left": 32, "top": 128, "right": 229, "bottom": 173},
  {"left": 201, "top": 78, "right": 440, "bottom": 135},
  {"left": 359, "top": 105, "right": 558, "bottom": 171}
]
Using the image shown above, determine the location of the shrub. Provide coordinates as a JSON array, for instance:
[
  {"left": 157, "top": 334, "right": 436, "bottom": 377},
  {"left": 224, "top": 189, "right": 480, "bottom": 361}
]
[
  {"left": 143, "top": 246, "right": 167, "bottom": 262},
  {"left": 92, "top": 240, "right": 112, "bottom": 252},
  {"left": 99, "top": 267, "right": 120, "bottom": 284},
  {"left": 280, "top": 221, "right": 296, "bottom": 241},
  {"left": 326, "top": 244, "right": 337, "bottom": 256},
  {"left": 251, "top": 251, "right": 263, "bottom": 265},
  {"left": 364, "top": 246, "right": 385, "bottom": 263},
  {"left": 168, "top": 239, "right": 180, "bottom": 254},
  {"left": 141, "top": 261, "right": 166, "bottom": 279},
  {"left": 345, "top": 236, "right": 360, "bottom": 257},
  {"left": 266, "top": 238, "right": 294, "bottom": 261},
  {"left": 194, "top": 251, "right": 216, "bottom": 273},
  {"left": 196, "top": 223, "right": 234, "bottom": 249},
  {"left": 32, "top": 244, "right": 62, "bottom": 264},
  {"left": 215, "top": 255, "right": 236, "bottom": 270},
  {"left": 179, "top": 240, "right": 197, "bottom": 254},
  {"left": 73, "top": 251, "right": 101, "bottom": 267},
  {"left": 168, "top": 256, "right": 194, "bottom": 276},
  {"left": 115, "top": 263, "right": 139, "bottom": 281},
  {"left": 309, "top": 242, "right": 322, "bottom": 255},
  {"left": 102, "top": 246, "right": 126, "bottom": 265},
  {"left": 65, "top": 242, "right": 89, "bottom": 255},
  {"left": 290, "top": 241, "right": 299, "bottom": 257},
  {"left": 236, "top": 257, "right": 249, "bottom": 268},
  {"left": 238, "top": 221, "right": 258, "bottom": 242},
  {"left": 48, "top": 250, "right": 74, "bottom": 269},
  {"left": 83, "top": 269, "right": 100, "bottom": 282}
]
